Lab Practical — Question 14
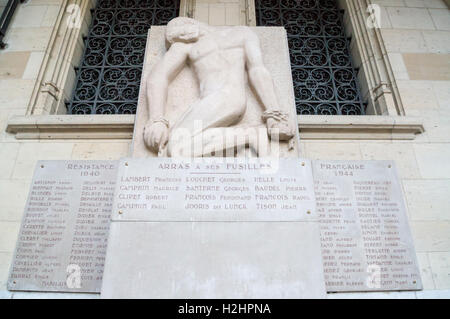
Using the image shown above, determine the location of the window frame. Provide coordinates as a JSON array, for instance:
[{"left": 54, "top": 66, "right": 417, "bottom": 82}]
[{"left": 6, "top": 0, "right": 424, "bottom": 140}]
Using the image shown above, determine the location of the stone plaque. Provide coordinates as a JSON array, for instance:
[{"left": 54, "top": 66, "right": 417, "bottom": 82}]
[
  {"left": 312, "top": 160, "right": 422, "bottom": 292},
  {"left": 102, "top": 157, "right": 326, "bottom": 298},
  {"left": 8, "top": 161, "right": 118, "bottom": 293},
  {"left": 112, "top": 158, "right": 316, "bottom": 221}
]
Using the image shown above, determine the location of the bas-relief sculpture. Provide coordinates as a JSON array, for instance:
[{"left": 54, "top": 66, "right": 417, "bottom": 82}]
[{"left": 132, "top": 18, "right": 300, "bottom": 158}]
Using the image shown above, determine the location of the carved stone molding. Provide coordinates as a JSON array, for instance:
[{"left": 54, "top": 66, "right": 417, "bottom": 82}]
[
  {"left": 6, "top": 115, "right": 135, "bottom": 139},
  {"left": 180, "top": 0, "right": 254, "bottom": 26},
  {"left": 179, "top": 0, "right": 195, "bottom": 18},
  {"left": 246, "top": 0, "right": 256, "bottom": 27},
  {"left": 6, "top": 115, "right": 423, "bottom": 141},
  {"left": 298, "top": 115, "right": 424, "bottom": 140},
  {"left": 339, "top": 0, "right": 405, "bottom": 116},
  {"left": 27, "top": 0, "right": 95, "bottom": 116}
]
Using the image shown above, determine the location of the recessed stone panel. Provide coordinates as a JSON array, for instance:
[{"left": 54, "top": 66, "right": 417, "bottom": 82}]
[
  {"left": 112, "top": 157, "right": 316, "bottom": 222},
  {"left": 312, "top": 160, "right": 422, "bottom": 292},
  {"left": 7, "top": 161, "right": 118, "bottom": 293},
  {"left": 101, "top": 221, "right": 326, "bottom": 299}
]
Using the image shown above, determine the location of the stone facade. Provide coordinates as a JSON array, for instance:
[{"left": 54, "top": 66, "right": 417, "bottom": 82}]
[{"left": 0, "top": 0, "right": 449, "bottom": 298}]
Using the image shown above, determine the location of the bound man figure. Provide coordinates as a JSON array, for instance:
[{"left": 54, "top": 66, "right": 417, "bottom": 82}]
[{"left": 143, "top": 17, "right": 295, "bottom": 157}]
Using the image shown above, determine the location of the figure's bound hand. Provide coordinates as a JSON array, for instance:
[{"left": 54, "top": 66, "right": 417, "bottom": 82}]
[
  {"left": 267, "top": 118, "right": 295, "bottom": 141},
  {"left": 262, "top": 110, "right": 295, "bottom": 141},
  {"left": 143, "top": 120, "right": 169, "bottom": 152}
]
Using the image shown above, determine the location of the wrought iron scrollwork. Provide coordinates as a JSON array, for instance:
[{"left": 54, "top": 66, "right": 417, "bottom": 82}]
[
  {"left": 256, "top": 0, "right": 366, "bottom": 115},
  {"left": 67, "top": 0, "right": 180, "bottom": 115}
]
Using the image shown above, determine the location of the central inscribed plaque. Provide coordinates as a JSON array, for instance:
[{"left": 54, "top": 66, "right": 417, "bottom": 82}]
[
  {"left": 113, "top": 158, "right": 316, "bottom": 222},
  {"left": 102, "top": 159, "right": 326, "bottom": 298}
]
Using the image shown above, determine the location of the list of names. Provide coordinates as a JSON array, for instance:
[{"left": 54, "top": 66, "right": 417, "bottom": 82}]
[
  {"left": 113, "top": 158, "right": 316, "bottom": 222},
  {"left": 313, "top": 160, "right": 422, "bottom": 292},
  {"left": 8, "top": 161, "right": 117, "bottom": 293}
]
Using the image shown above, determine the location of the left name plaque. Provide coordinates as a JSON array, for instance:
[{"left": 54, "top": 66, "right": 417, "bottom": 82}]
[{"left": 7, "top": 160, "right": 118, "bottom": 293}]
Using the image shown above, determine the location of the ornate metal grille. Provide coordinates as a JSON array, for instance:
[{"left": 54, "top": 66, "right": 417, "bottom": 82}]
[
  {"left": 67, "top": 0, "right": 179, "bottom": 114},
  {"left": 256, "top": 0, "right": 366, "bottom": 115}
]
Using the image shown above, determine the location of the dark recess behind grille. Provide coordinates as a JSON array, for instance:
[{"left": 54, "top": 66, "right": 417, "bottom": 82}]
[
  {"left": 256, "top": 0, "right": 366, "bottom": 115},
  {"left": 67, "top": 0, "right": 179, "bottom": 115}
]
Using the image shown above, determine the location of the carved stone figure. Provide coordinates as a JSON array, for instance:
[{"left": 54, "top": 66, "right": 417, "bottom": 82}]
[{"left": 143, "top": 17, "right": 296, "bottom": 157}]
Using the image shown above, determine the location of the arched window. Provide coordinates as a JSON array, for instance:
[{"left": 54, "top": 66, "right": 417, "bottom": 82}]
[
  {"left": 67, "top": 0, "right": 180, "bottom": 115},
  {"left": 256, "top": 0, "right": 366, "bottom": 115}
]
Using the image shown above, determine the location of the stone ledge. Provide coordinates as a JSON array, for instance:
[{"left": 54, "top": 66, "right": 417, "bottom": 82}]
[
  {"left": 6, "top": 115, "right": 135, "bottom": 139},
  {"left": 6, "top": 115, "right": 424, "bottom": 140},
  {"left": 298, "top": 115, "right": 424, "bottom": 140}
]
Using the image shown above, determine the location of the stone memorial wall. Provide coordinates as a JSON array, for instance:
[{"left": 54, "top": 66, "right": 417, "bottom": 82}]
[
  {"left": 7, "top": 161, "right": 117, "bottom": 293},
  {"left": 7, "top": 158, "right": 423, "bottom": 296}
]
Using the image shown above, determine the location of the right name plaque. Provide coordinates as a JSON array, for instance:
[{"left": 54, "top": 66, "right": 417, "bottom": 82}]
[{"left": 312, "top": 160, "right": 422, "bottom": 292}]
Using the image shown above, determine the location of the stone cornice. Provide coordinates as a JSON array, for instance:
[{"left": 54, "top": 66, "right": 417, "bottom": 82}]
[
  {"left": 297, "top": 115, "right": 424, "bottom": 140},
  {"left": 6, "top": 115, "right": 424, "bottom": 141},
  {"left": 6, "top": 115, "right": 135, "bottom": 139}
]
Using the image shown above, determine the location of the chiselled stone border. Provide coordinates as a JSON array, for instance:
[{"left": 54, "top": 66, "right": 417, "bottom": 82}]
[
  {"left": 298, "top": 115, "right": 424, "bottom": 140},
  {"left": 179, "top": 0, "right": 195, "bottom": 18},
  {"left": 26, "top": 0, "right": 95, "bottom": 115},
  {"left": 6, "top": 115, "right": 135, "bottom": 139},
  {"left": 180, "top": 0, "right": 256, "bottom": 26},
  {"left": 246, "top": 0, "right": 256, "bottom": 26},
  {"left": 339, "top": 0, "right": 405, "bottom": 116},
  {"left": 6, "top": 115, "right": 423, "bottom": 140}
]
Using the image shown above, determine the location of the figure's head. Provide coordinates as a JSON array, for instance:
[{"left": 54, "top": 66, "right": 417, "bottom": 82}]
[{"left": 166, "top": 17, "right": 200, "bottom": 44}]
